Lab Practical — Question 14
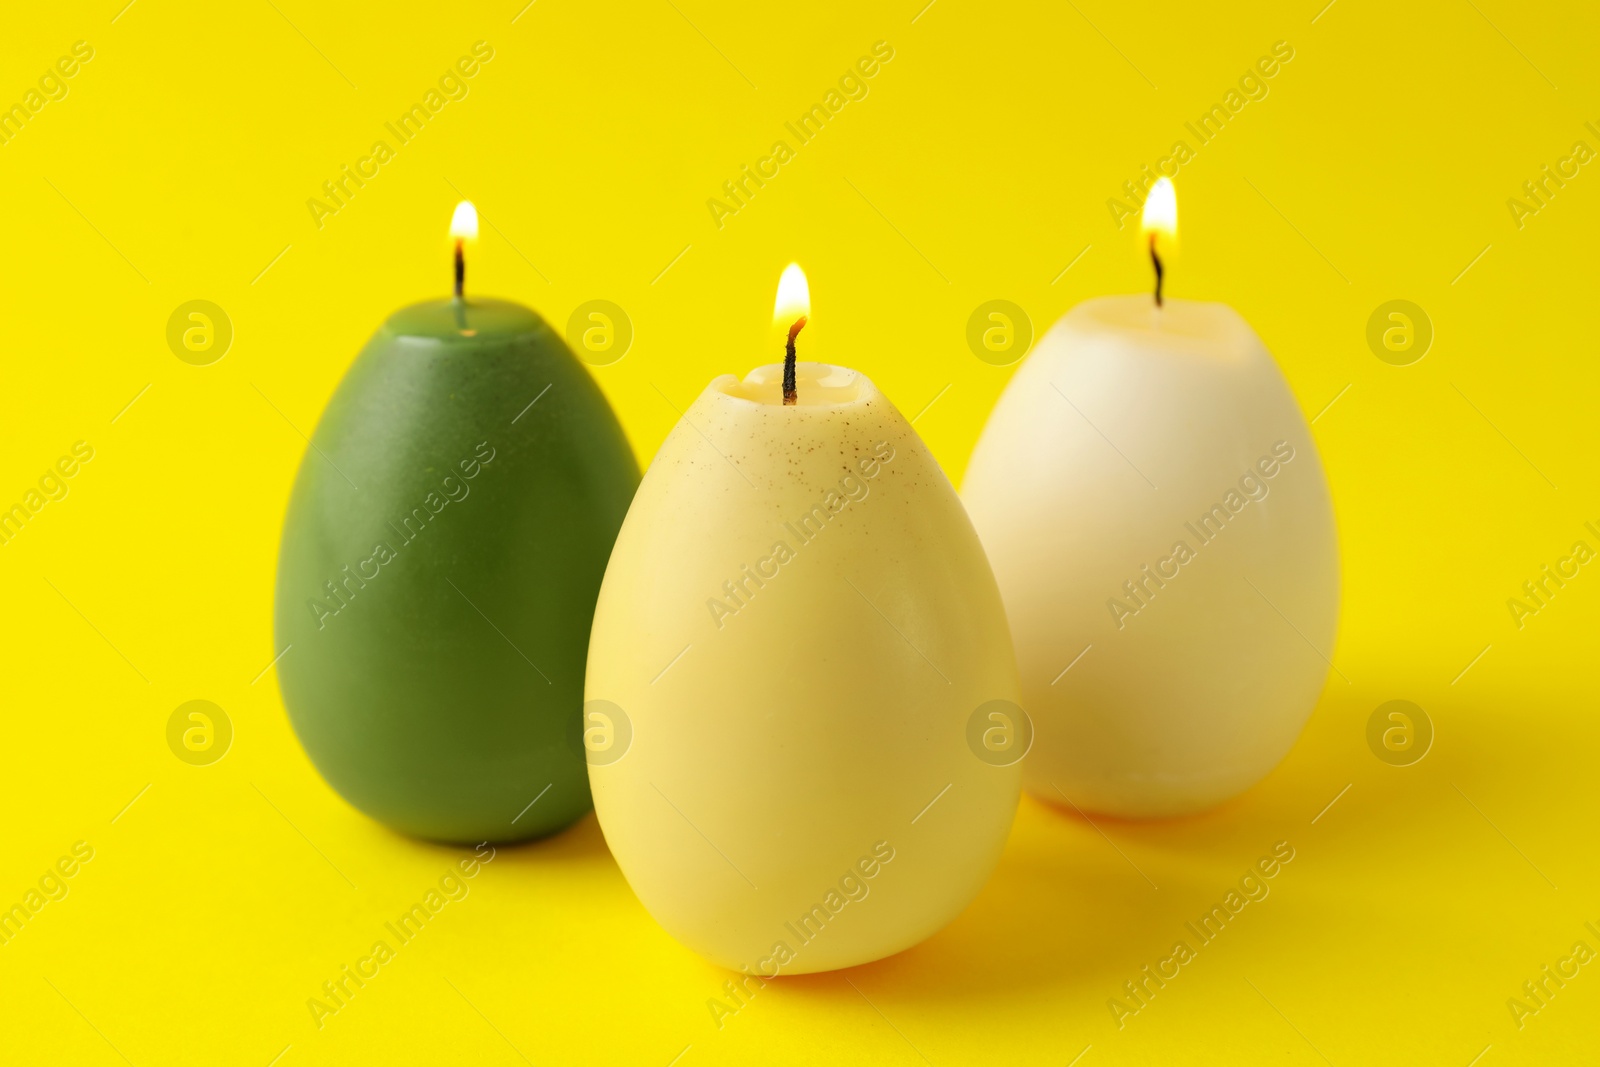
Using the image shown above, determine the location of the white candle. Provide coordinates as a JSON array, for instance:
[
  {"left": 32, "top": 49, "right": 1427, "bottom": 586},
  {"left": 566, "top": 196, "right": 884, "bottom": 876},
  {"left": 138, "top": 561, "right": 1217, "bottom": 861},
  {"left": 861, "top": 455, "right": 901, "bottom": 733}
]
[
  {"left": 963, "top": 180, "right": 1339, "bottom": 818},
  {"left": 586, "top": 266, "right": 1021, "bottom": 973}
]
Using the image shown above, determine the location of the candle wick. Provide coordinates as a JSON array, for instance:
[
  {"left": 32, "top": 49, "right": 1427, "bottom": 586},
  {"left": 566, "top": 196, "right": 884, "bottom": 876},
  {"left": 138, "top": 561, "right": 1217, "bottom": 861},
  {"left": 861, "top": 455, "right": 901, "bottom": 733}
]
[
  {"left": 1148, "top": 233, "right": 1164, "bottom": 308},
  {"left": 783, "top": 316, "right": 806, "bottom": 406},
  {"left": 454, "top": 238, "right": 465, "bottom": 300}
]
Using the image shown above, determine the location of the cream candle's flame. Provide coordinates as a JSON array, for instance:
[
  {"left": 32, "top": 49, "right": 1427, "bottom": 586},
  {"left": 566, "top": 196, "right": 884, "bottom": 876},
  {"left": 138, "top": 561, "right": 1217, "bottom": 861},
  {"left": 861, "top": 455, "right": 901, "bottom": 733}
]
[
  {"left": 450, "top": 200, "right": 479, "bottom": 241},
  {"left": 772, "top": 262, "right": 810, "bottom": 326},
  {"left": 1140, "top": 178, "right": 1176, "bottom": 306},
  {"left": 1141, "top": 177, "right": 1177, "bottom": 242},
  {"left": 773, "top": 263, "right": 809, "bottom": 405}
]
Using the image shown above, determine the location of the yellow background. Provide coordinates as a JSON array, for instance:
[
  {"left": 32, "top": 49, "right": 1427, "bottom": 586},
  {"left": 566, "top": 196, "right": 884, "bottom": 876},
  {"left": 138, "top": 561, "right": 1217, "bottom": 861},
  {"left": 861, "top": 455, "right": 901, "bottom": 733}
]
[{"left": 3, "top": 0, "right": 1597, "bottom": 1063}]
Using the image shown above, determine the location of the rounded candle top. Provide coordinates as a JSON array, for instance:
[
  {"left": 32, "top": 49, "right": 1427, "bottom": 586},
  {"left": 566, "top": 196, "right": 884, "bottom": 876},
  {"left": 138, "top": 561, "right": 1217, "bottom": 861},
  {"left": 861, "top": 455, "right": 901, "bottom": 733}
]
[
  {"left": 713, "top": 361, "right": 868, "bottom": 408},
  {"left": 380, "top": 297, "right": 542, "bottom": 342},
  {"left": 1066, "top": 294, "right": 1259, "bottom": 355}
]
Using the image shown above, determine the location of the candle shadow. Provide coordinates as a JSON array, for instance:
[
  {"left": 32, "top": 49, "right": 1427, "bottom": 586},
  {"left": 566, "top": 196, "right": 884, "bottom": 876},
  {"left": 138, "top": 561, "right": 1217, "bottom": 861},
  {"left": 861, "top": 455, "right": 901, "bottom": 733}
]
[
  {"left": 769, "top": 690, "right": 1539, "bottom": 1019},
  {"left": 891, "top": 798, "right": 1244, "bottom": 988},
  {"left": 758, "top": 795, "right": 1213, "bottom": 1017},
  {"left": 488, "top": 809, "right": 617, "bottom": 868},
  {"left": 766, "top": 785, "right": 1329, "bottom": 1016},
  {"left": 366, "top": 807, "right": 616, "bottom": 869}
]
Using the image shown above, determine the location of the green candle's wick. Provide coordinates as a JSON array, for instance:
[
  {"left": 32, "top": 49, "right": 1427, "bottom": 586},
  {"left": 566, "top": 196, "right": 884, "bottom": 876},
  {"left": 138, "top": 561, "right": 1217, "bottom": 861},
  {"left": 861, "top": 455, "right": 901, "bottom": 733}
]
[
  {"left": 454, "top": 238, "right": 465, "bottom": 300},
  {"left": 783, "top": 316, "right": 806, "bottom": 406}
]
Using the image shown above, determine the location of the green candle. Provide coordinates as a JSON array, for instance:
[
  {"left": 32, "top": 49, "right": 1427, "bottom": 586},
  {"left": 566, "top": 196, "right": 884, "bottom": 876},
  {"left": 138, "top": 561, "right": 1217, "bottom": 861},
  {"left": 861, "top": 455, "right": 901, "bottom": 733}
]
[{"left": 274, "top": 202, "right": 639, "bottom": 843}]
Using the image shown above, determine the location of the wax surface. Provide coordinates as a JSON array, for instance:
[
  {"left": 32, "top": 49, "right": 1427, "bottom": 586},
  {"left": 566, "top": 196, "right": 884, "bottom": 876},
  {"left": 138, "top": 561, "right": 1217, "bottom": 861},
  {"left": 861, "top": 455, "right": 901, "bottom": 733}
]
[
  {"left": 964, "top": 297, "right": 1339, "bottom": 818},
  {"left": 587, "top": 362, "right": 1021, "bottom": 973},
  {"left": 275, "top": 298, "right": 639, "bottom": 842}
]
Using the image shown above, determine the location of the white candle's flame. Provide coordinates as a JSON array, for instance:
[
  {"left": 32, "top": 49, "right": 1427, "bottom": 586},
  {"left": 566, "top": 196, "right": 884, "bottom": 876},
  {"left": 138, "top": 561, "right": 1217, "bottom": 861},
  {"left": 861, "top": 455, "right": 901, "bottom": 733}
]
[
  {"left": 450, "top": 200, "right": 479, "bottom": 241},
  {"left": 1141, "top": 177, "right": 1177, "bottom": 241},
  {"left": 772, "top": 262, "right": 810, "bottom": 325}
]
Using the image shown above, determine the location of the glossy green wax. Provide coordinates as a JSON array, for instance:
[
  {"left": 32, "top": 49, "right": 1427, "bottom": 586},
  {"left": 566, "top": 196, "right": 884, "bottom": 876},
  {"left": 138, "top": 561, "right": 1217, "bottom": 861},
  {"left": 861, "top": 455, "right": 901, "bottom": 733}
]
[{"left": 274, "top": 297, "right": 639, "bottom": 843}]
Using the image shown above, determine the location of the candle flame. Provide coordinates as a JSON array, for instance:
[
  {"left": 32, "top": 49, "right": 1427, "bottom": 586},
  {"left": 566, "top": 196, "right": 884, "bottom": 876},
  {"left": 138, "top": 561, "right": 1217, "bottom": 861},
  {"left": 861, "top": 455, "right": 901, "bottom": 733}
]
[
  {"left": 772, "top": 262, "right": 810, "bottom": 326},
  {"left": 1141, "top": 177, "right": 1177, "bottom": 243},
  {"left": 450, "top": 200, "right": 479, "bottom": 241}
]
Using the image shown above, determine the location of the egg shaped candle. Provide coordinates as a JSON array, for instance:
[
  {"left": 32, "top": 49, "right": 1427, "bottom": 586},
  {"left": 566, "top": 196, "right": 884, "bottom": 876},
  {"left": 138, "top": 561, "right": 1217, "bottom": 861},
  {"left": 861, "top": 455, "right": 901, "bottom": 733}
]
[
  {"left": 585, "top": 266, "right": 1022, "bottom": 974},
  {"left": 274, "top": 203, "right": 639, "bottom": 843},
  {"left": 962, "top": 179, "right": 1339, "bottom": 819}
]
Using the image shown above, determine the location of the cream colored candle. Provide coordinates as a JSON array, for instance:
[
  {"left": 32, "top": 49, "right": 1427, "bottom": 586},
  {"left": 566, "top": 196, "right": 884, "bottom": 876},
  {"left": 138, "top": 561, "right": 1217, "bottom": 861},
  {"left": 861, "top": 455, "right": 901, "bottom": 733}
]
[
  {"left": 585, "top": 268, "right": 1021, "bottom": 974},
  {"left": 963, "top": 181, "right": 1339, "bottom": 818}
]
